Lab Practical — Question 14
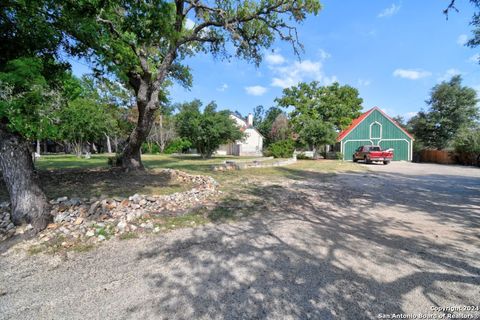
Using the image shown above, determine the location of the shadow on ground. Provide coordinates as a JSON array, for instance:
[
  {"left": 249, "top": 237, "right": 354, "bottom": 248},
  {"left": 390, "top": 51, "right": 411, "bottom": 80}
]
[
  {"left": 0, "top": 168, "right": 191, "bottom": 202},
  {"left": 131, "top": 168, "right": 480, "bottom": 319}
]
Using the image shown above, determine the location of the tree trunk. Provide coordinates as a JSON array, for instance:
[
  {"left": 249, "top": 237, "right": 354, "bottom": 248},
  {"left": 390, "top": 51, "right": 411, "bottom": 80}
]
[
  {"left": 36, "top": 139, "right": 41, "bottom": 156},
  {"left": 74, "top": 141, "right": 82, "bottom": 157},
  {"left": 120, "top": 52, "right": 176, "bottom": 171},
  {"left": 312, "top": 146, "right": 319, "bottom": 160},
  {"left": 0, "top": 125, "right": 51, "bottom": 232},
  {"left": 105, "top": 134, "right": 112, "bottom": 154},
  {"left": 159, "top": 114, "right": 165, "bottom": 152},
  {"left": 120, "top": 84, "right": 160, "bottom": 171}
]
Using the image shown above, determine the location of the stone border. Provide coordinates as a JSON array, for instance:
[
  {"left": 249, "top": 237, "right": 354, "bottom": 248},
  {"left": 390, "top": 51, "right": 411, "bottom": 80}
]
[
  {"left": 212, "top": 157, "right": 297, "bottom": 171},
  {"left": 0, "top": 169, "right": 218, "bottom": 243}
]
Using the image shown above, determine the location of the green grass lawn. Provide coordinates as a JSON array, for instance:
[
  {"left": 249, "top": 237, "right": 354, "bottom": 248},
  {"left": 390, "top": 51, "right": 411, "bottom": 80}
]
[
  {"left": 0, "top": 154, "right": 365, "bottom": 202},
  {"left": 36, "top": 153, "right": 362, "bottom": 175}
]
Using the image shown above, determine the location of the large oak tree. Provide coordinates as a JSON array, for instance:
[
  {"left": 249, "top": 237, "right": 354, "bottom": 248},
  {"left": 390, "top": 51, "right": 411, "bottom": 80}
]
[
  {"left": 276, "top": 81, "right": 363, "bottom": 156},
  {"left": 60, "top": 0, "right": 321, "bottom": 170}
]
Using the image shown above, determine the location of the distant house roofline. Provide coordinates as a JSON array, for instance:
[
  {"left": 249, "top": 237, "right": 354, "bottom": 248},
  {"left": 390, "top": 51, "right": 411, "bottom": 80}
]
[{"left": 229, "top": 112, "right": 264, "bottom": 137}]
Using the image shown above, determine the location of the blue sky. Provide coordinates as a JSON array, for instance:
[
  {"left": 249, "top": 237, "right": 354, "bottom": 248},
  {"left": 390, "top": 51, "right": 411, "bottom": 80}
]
[{"left": 71, "top": 0, "right": 480, "bottom": 120}]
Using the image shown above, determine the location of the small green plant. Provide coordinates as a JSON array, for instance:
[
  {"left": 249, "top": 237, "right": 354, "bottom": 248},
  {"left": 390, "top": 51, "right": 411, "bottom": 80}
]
[
  {"left": 72, "top": 243, "right": 95, "bottom": 253},
  {"left": 119, "top": 232, "right": 139, "bottom": 240},
  {"left": 264, "top": 139, "right": 295, "bottom": 158},
  {"left": 164, "top": 138, "right": 192, "bottom": 154},
  {"left": 335, "top": 152, "right": 344, "bottom": 160},
  {"left": 27, "top": 245, "right": 44, "bottom": 255},
  {"left": 96, "top": 227, "right": 111, "bottom": 239}
]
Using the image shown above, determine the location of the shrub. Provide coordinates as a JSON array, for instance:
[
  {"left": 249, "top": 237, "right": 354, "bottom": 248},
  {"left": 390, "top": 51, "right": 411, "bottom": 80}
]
[
  {"left": 335, "top": 152, "right": 344, "bottom": 160},
  {"left": 453, "top": 127, "right": 480, "bottom": 166},
  {"left": 141, "top": 142, "right": 160, "bottom": 154},
  {"left": 164, "top": 138, "right": 192, "bottom": 154},
  {"left": 265, "top": 139, "right": 295, "bottom": 158}
]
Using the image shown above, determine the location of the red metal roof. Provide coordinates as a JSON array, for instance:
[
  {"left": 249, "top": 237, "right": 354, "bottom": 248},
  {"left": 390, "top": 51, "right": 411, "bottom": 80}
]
[{"left": 336, "top": 106, "right": 414, "bottom": 142}]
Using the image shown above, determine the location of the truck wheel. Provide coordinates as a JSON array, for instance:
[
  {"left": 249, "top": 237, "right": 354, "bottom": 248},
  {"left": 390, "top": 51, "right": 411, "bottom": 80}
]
[
  {"left": 364, "top": 156, "right": 371, "bottom": 164},
  {"left": 383, "top": 161, "right": 390, "bottom": 165},
  {"left": 352, "top": 155, "right": 358, "bottom": 162}
]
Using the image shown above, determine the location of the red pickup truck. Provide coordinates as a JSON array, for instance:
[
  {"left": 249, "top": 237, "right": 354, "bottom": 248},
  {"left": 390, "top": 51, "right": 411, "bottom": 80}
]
[{"left": 352, "top": 145, "right": 393, "bottom": 165}]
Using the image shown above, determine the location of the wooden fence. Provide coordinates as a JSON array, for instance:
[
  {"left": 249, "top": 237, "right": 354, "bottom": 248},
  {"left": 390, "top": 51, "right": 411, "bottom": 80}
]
[{"left": 419, "top": 149, "right": 456, "bottom": 164}]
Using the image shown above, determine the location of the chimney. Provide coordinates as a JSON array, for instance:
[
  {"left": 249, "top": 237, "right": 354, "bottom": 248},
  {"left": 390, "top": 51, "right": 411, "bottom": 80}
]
[{"left": 247, "top": 113, "right": 253, "bottom": 127}]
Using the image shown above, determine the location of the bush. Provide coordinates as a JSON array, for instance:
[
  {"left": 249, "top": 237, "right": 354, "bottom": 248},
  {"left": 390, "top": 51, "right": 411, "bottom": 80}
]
[
  {"left": 265, "top": 139, "right": 295, "bottom": 158},
  {"left": 453, "top": 127, "right": 480, "bottom": 166},
  {"left": 164, "top": 138, "right": 192, "bottom": 154},
  {"left": 335, "top": 152, "right": 344, "bottom": 160},
  {"left": 141, "top": 142, "right": 160, "bottom": 154}
]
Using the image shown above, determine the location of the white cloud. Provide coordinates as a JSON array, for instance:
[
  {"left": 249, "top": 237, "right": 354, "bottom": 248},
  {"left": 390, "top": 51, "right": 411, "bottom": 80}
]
[
  {"left": 378, "top": 3, "right": 401, "bottom": 18},
  {"left": 468, "top": 54, "right": 480, "bottom": 63},
  {"left": 217, "top": 83, "right": 228, "bottom": 92},
  {"left": 358, "top": 79, "right": 371, "bottom": 86},
  {"left": 265, "top": 53, "right": 286, "bottom": 65},
  {"left": 438, "top": 68, "right": 461, "bottom": 81},
  {"left": 270, "top": 59, "right": 337, "bottom": 89},
  {"left": 393, "top": 68, "right": 431, "bottom": 80},
  {"left": 457, "top": 34, "right": 468, "bottom": 46},
  {"left": 245, "top": 85, "right": 267, "bottom": 96},
  {"left": 318, "top": 49, "right": 331, "bottom": 60}
]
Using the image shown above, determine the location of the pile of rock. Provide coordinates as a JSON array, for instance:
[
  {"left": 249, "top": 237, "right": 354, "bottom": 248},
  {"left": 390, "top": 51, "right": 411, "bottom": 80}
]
[
  {"left": 1, "top": 169, "right": 219, "bottom": 244},
  {"left": 211, "top": 157, "right": 296, "bottom": 171}
]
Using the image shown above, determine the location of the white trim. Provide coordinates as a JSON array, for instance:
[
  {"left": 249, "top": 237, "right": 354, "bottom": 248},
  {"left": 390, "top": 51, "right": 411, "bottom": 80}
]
[
  {"left": 410, "top": 140, "right": 413, "bottom": 161},
  {"left": 369, "top": 121, "right": 382, "bottom": 139}
]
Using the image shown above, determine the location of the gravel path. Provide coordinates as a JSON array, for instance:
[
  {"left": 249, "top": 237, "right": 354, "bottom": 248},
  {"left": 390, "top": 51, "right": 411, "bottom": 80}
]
[{"left": 1, "top": 162, "right": 479, "bottom": 319}]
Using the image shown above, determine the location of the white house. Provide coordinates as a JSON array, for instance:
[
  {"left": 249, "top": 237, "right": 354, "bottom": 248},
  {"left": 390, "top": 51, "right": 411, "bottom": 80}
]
[{"left": 217, "top": 113, "right": 264, "bottom": 156}]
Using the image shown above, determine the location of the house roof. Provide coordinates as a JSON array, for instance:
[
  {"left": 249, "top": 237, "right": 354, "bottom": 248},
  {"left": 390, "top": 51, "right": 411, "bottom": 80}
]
[
  {"left": 336, "top": 106, "right": 414, "bottom": 142},
  {"left": 229, "top": 112, "right": 248, "bottom": 124},
  {"left": 229, "top": 112, "right": 265, "bottom": 138}
]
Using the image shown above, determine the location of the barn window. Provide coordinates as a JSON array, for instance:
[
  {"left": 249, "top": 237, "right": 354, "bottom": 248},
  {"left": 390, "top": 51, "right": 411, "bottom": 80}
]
[{"left": 370, "top": 122, "right": 382, "bottom": 139}]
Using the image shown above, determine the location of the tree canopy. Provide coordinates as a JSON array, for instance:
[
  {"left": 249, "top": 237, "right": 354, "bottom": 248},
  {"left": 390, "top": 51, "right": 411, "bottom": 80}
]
[
  {"left": 276, "top": 81, "right": 363, "bottom": 154},
  {"left": 276, "top": 81, "right": 363, "bottom": 131},
  {"left": 253, "top": 106, "right": 284, "bottom": 146},
  {"left": 175, "top": 100, "right": 244, "bottom": 158},
  {"left": 55, "top": 0, "right": 322, "bottom": 169},
  {"left": 410, "top": 75, "right": 479, "bottom": 150}
]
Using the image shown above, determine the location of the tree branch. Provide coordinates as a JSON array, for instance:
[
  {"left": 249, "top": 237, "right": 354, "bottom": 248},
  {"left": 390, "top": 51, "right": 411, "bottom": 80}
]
[
  {"left": 96, "top": 9, "right": 150, "bottom": 76},
  {"left": 443, "top": 0, "right": 459, "bottom": 19}
]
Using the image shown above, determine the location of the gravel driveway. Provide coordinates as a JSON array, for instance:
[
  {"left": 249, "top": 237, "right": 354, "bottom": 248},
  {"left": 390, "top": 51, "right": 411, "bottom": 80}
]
[{"left": 1, "top": 162, "right": 479, "bottom": 319}]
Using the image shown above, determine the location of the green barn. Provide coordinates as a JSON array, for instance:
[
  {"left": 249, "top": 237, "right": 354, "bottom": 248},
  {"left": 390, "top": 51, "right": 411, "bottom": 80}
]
[{"left": 337, "top": 107, "right": 414, "bottom": 161}]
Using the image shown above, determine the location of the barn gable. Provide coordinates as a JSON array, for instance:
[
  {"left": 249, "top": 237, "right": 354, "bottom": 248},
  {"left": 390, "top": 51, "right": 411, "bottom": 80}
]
[{"left": 337, "top": 107, "right": 414, "bottom": 161}]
